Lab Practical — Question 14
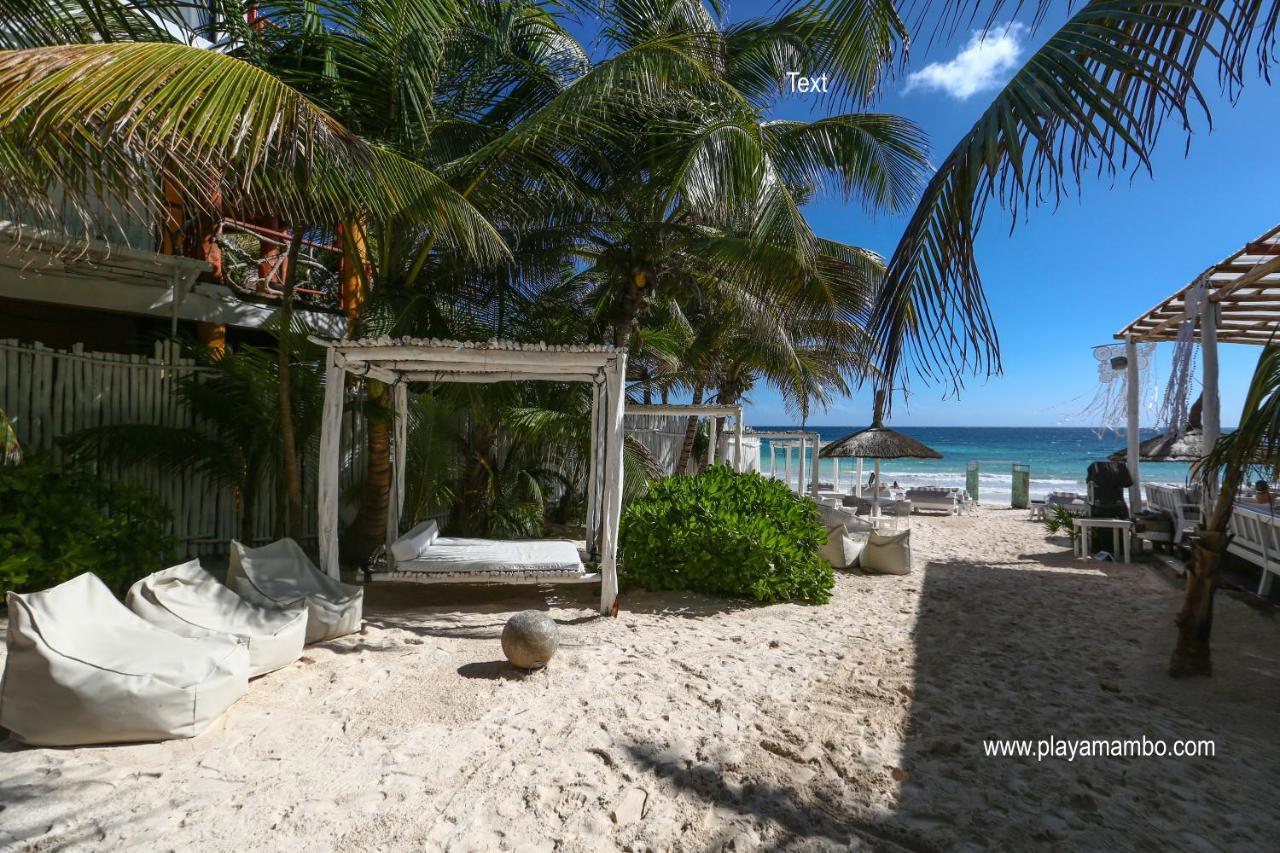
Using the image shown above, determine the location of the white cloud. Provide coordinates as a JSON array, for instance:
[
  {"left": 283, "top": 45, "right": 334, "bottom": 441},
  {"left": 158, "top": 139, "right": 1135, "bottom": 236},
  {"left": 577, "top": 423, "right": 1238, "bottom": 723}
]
[{"left": 905, "top": 23, "right": 1027, "bottom": 100}]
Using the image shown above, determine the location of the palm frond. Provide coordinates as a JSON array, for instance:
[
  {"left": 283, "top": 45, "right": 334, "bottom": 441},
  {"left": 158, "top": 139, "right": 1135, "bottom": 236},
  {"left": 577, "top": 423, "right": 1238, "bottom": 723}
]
[{"left": 873, "top": 0, "right": 1245, "bottom": 395}]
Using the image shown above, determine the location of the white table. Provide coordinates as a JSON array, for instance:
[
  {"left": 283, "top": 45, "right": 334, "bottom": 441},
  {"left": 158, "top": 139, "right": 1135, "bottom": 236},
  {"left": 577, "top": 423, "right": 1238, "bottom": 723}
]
[{"left": 1072, "top": 517, "right": 1133, "bottom": 563}]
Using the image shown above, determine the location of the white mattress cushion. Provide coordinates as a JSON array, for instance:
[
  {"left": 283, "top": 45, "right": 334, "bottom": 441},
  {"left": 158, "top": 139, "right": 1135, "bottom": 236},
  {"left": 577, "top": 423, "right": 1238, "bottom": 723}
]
[
  {"left": 390, "top": 519, "right": 440, "bottom": 563},
  {"left": 396, "top": 538, "right": 583, "bottom": 574}
]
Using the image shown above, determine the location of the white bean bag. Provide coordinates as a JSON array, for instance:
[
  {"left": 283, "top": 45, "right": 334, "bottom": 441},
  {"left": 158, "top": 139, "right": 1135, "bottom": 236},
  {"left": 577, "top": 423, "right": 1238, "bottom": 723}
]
[
  {"left": 0, "top": 573, "right": 249, "bottom": 746},
  {"left": 227, "top": 538, "right": 363, "bottom": 644},
  {"left": 820, "top": 525, "right": 865, "bottom": 570},
  {"left": 126, "top": 560, "right": 307, "bottom": 677},
  {"left": 860, "top": 530, "right": 913, "bottom": 576}
]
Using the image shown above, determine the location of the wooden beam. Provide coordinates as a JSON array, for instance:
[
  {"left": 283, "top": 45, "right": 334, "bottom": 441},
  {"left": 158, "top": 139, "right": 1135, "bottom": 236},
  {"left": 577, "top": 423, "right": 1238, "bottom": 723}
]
[
  {"left": 332, "top": 345, "right": 614, "bottom": 367},
  {"left": 1211, "top": 254, "right": 1280, "bottom": 303},
  {"left": 626, "top": 404, "right": 742, "bottom": 418},
  {"left": 399, "top": 371, "right": 600, "bottom": 383}
]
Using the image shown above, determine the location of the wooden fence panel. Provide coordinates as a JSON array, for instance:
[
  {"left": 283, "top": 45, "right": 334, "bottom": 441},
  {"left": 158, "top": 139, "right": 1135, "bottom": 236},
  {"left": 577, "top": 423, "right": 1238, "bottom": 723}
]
[{"left": 0, "top": 340, "right": 365, "bottom": 556}]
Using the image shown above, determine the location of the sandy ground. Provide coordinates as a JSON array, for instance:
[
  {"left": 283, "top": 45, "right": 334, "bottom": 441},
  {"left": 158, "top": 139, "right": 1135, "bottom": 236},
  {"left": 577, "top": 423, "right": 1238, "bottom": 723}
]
[{"left": 3, "top": 507, "right": 1280, "bottom": 852}]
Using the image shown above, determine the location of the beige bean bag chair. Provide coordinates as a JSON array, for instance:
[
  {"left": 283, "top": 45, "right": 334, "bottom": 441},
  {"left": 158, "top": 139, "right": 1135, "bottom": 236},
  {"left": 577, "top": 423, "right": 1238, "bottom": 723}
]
[
  {"left": 127, "top": 560, "right": 307, "bottom": 677},
  {"left": 820, "top": 524, "right": 866, "bottom": 570},
  {"left": 859, "top": 530, "right": 913, "bottom": 576},
  {"left": 227, "top": 538, "right": 363, "bottom": 644},
  {"left": 1, "top": 573, "right": 249, "bottom": 746}
]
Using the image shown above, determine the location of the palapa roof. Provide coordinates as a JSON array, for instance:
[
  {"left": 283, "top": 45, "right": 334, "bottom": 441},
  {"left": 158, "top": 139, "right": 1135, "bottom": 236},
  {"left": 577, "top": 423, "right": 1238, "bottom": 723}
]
[
  {"left": 820, "top": 426, "right": 943, "bottom": 460},
  {"left": 1109, "top": 398, "right": 1205, "bottom": 462},
  {"left": 1109, "top": 430, "right": 1204, "bottom": 463},
  {"left": 819, "top": 390, "right": 942, "bottom": 460}
]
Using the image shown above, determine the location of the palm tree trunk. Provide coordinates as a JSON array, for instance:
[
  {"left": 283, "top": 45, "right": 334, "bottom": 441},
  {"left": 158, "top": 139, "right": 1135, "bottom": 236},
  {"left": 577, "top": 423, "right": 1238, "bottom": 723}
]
[
  {"left": 277, "top": 231, "right": 304, "bottom": 538},
  {"left": 1169, "top": 463, "right": 1245, "bottom": 677},
  {"left": 675, "top": 385, "right": 704, "bottom": 474},
  {"left": 611, "top": 269, "right": 651, "bottom": 349},
  {"left": 343, "top": 381, "right": 392, "bottom": 563}
]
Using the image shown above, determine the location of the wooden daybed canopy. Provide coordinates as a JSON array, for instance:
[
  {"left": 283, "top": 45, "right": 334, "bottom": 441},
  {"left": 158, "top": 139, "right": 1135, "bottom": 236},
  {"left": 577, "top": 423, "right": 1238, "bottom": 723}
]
[{"left": 313, "top": 336, "right": 628, "bottom": 615}]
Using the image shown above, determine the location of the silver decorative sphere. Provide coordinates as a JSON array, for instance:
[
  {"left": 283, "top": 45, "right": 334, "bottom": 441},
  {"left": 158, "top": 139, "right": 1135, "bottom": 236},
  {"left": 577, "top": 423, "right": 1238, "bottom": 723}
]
[{"left": 501, "top": 610, "right": 559, "bottom": 670}]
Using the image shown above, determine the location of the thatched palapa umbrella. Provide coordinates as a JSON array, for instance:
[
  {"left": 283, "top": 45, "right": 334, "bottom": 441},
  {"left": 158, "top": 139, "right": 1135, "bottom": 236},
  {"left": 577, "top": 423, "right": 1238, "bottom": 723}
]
[
  {"left": 820, "top": 390, "right": 942, "bottom": 498},
  {"left": 1109, "top": 397, "right": 1205, "bottom": 463}
]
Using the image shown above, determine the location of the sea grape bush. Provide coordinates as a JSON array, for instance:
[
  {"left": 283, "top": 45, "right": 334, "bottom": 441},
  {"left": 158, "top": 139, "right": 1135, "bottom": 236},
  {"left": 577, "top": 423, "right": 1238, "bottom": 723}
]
[
  {"left": 619, "top": 465, "right": 833, "bottom": 604},
  {"left": 0, "top": 453, "right": 177, "bottom": 595}
]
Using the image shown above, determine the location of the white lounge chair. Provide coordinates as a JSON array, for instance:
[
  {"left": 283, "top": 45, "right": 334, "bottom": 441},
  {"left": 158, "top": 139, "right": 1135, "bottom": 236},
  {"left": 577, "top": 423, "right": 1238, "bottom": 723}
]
[
  {"left": 903, "top": 487, "right": 961, "bottom": 515},
  {"left": 1144, "top": 483, "right": 1201, "bottom": 546},
  {"left": 228, "top": 538, "right": 363, "bottom": 644},
  {"left": 127, "top": 559, "right": 307, "bottom": 677},
  {"left": 1, "top": 573, "right": 249, "bottom": 746}
]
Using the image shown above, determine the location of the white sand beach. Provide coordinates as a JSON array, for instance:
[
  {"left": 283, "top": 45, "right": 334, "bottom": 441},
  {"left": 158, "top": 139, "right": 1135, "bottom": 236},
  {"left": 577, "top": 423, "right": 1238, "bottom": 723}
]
[{"left": 3, "top": 507, "right": 1279, "bottom": 852}]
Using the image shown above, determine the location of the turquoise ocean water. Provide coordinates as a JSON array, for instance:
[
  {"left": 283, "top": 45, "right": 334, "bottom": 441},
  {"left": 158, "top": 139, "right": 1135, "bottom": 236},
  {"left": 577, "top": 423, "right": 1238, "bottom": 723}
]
[{"left": 755, "top": 426, "right": 1193, "bottom": 504}]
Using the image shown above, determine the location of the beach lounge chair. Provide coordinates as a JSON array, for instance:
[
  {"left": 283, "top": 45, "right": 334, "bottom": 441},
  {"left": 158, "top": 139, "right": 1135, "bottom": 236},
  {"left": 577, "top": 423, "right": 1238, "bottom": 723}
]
[
  {"left": 1143, "top": 484, "right": 1201, "bottom": 547},
  {"left": 1045, "top": 491, "right": 1089, "bottom": 517},
  {"left": 1, "top": 573, "right": 249, "bottom": 746},
  {"left": 228, "top": 538, "right": 363, "bottom": 644},
  {"left": 903, "top": 487, "right": 959, "bottom": 515},
  {"left": 127, "top": 559, "right": 307, "bottom": 677}
]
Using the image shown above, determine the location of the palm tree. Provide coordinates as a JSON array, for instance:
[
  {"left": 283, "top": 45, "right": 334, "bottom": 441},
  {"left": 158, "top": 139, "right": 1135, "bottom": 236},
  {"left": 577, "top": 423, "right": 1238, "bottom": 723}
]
[
  {"left": 528, "top": 0, "right": 929, "bottom": 351},
  {"left": 1173, "top": 344, "right": 1280, "bottom": 675}
]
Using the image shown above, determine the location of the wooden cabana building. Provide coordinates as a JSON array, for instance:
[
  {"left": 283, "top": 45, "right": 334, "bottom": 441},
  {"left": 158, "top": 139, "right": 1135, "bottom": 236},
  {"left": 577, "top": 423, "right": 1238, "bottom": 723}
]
[
  {"left": 756, "top": 431, "right": 823, "bottom": 497},
  {"left": 313, "top": 337, "right": 628, "bottom": 615}
]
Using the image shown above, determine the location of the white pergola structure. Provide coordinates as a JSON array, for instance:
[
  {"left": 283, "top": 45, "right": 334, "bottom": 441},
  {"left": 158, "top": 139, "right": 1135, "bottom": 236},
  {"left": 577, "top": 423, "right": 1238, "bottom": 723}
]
[
  {"left": 314, "top": 337, "right": 628, "bottom": 615},
  {"left": 757, "top": 431, "right": 822, "bottom": 497},
  {"left": 1116, "top": 222, "right": 1280, "bottom": 512},
  {"left": 625, "top": 404, "right": 745, "bottom": 471}
]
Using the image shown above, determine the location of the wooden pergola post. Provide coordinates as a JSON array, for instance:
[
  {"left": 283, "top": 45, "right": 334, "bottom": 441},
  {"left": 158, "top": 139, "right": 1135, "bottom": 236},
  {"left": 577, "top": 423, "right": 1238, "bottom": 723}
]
[
  {"left": 1201, "top": 297, "right": 1221, "bottom": 510},
  {"left": 1125, "top": 335, "right": 1143, "bottom": 513},
  {"left": 318, "top": 346, "right": 346, "bottom": 579},
  {"left": 856, "top": 457, "right": 863, "bottom": 497},
  {"left": 386, "top": 382, "right": 408, "bottom": 558},
  {"left": 734, "top": 414, "right": 744, "bottom": 471},
  {"left": 809, "top": 434, "right": 820, "bottom": 498}
]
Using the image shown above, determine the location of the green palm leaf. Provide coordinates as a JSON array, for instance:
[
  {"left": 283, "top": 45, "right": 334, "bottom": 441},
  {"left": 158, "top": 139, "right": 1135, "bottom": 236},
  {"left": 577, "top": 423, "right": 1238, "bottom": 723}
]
[{"left": 872, "top": 0, "right": 1244, "bottom": 393}]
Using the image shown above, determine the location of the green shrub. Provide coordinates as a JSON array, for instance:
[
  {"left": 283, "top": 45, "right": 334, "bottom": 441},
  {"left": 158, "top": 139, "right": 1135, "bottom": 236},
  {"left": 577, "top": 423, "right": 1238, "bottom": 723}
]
[
  {"left": 0, "top": 453, "right": 178, "bottom": 596},
  {"left": 619, "top": 465, "right": 833, "bottom": 604}
]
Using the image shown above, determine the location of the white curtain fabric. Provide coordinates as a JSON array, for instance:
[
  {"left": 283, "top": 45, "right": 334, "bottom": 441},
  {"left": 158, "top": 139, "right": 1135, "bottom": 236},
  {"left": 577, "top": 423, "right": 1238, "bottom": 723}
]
[
  {"left": 1, "top": 573, "right": 249, "bottom": 746},
  {"left": 126, "top": 559, "right": 307, "bottom": 677},
  {"left": 227, "top": 538, "right": 363, "bottom": 644}
]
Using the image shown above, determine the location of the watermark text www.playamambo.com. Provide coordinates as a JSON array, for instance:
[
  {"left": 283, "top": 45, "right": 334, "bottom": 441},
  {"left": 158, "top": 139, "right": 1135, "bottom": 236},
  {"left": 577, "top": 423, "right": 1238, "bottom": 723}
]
[
  {"left": 784, "top": 72, "right": 829, "bottom": 94},
  {"left": 982, "top": 736, "right": 1216, "bottom": 762}
]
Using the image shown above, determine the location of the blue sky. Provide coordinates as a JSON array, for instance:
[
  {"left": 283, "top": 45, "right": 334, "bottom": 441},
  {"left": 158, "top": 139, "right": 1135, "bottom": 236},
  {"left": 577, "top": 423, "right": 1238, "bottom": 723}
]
[{"left": 573, "top": 3, "right": 1278, "bottom": 427}]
